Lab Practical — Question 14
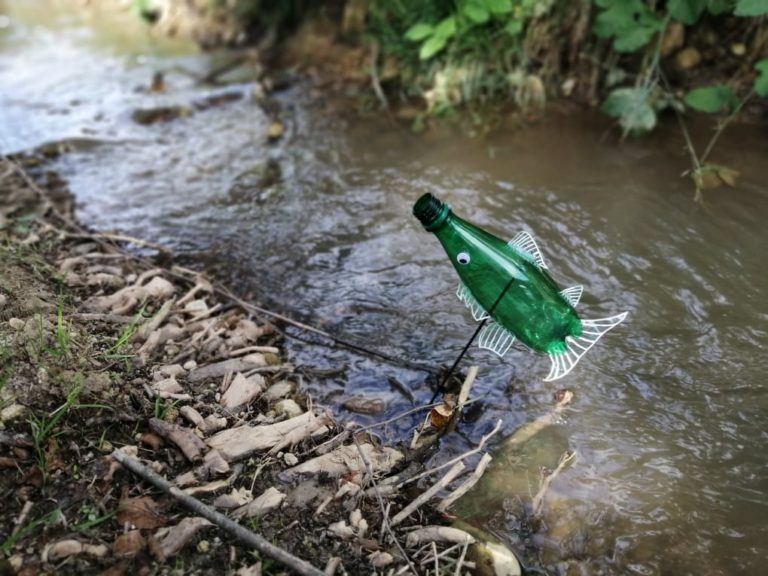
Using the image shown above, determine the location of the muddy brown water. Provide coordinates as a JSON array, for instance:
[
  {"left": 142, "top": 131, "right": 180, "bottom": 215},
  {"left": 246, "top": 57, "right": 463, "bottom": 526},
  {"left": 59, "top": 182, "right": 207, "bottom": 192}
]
[{"left": 3, "top": 2, "right": 768, "bottom": 574}]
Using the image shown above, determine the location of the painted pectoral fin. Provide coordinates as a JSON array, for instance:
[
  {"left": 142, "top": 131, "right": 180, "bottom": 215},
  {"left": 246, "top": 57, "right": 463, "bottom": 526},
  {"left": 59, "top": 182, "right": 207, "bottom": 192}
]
[
  {"left": 544, "top": 311, "right": 628, "bottom": 381},
  {"left": 478, "top": 321, "right": 516, "bottom": 357},
  {"left": 509, "top": 231, "right": 547, "bottom": 269},
  {"left": 560, "top": 285, "right": 583, "bottom": 307},
  {"left": 457, "top": 283, "right": 490, "bottom": 321}
]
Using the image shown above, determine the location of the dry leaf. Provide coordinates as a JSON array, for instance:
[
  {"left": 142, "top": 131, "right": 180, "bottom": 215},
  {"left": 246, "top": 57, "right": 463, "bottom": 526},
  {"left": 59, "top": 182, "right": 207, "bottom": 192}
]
[
  {"left": 113, "top": 530, "right": 146, "bottom": 557},
  {"left": 117, "top": 495, "right": 166, "bottom": 530},
  {"left": 430, "top": 395, "right": 457, "bottom": 428}
]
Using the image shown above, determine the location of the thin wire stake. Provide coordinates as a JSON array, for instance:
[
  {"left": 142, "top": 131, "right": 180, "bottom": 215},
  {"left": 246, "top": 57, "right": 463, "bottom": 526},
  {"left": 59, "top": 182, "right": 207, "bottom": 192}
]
[{"left": 430, "top": 276, "right": 516, "bottom": 403}]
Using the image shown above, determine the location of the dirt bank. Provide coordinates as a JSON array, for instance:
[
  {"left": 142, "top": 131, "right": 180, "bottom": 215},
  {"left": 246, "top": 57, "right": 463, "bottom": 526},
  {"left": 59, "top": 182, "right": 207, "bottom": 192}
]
[{"left": 0, "top": 155, "right": 527, "bottom": 575}]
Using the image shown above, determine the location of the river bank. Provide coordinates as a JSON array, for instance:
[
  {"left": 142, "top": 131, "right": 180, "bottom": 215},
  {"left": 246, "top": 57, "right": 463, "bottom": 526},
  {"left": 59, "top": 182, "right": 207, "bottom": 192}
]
[{"left": 1, "top": 155, "right": 530, "bottom": 575}]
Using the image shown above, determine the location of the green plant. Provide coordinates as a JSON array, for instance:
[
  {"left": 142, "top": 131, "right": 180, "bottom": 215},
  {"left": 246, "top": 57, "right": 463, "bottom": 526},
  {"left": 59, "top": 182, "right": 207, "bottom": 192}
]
[
  {"left": 53, "top": 298, "right": 72, "bottom": 358},
  {"left": 0, "top": 509, "right": 62, "bottom": 557},
  {"left": 103, "top": 305, "right": 146, "bottom": 361},
  {"left": 370, "top": 0, "right": 557, "bottom": 112},
  {"left": 72, "top": 507, "right": 116, "bottom": 532},
  {"left": 593, "top": 0, "right": 768, "bottom": 198},
  {"left": 28, "top": 380, "right": 109, "bottom": 482},
  {"left": 154, "top": 396, "right": 178, "bottom": 420}
]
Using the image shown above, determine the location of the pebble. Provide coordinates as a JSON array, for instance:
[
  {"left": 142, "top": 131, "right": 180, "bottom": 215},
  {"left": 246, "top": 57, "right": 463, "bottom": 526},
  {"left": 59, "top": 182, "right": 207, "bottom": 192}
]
[
  {"left": 183, "top": 359, "right": 197, "bottom": 371},
  {"left": 262, "top": 380, "right": 294, "bottom": 402},
  {"left": 8, "top": 318, "right": 24, "bottom": 330},
  {"left": 268, "top": 122, "right": 285, "bottom": 141},
  {"left": 283, "top": 452, "right": 299, "bottom": 466},
  {"left": 675, "top": 47, "right": 701, "bottom": 70},
  {"left": 343, "top": 396, "right": 386, "bottom": 415},
  {"left": 274, "top": 399, "right": 303, "bottom": 419}
]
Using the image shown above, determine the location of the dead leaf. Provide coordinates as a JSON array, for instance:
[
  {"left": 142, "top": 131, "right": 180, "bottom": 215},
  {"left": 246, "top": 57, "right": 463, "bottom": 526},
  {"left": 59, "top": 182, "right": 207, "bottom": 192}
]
[
  {"left": 430, "top": 395, "right": 457, "bottom": 428},
  {"left": 139, "top": 433, "right": 164, "bottom": 451},
  {"left": 113, "top": 530, "right": 146, "bottom": 557},
  {"left": 117, "top": 495, "right": 166, "bottom": 530}
]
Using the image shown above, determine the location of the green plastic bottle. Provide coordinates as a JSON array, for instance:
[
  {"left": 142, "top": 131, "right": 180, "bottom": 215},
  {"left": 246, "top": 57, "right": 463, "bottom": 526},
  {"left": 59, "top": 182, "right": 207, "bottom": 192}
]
[{"left": 413, "top": 193, "right": 627, "bottom": 381}]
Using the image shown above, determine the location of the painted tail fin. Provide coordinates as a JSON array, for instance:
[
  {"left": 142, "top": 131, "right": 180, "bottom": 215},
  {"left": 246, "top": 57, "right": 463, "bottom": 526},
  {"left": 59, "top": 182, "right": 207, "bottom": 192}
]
[{"left": 544, "top": 312, "right": 628, "bottom": 382}]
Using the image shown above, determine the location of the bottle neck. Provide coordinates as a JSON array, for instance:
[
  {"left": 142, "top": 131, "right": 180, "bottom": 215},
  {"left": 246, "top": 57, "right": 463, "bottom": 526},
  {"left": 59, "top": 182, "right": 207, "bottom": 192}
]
[{"left": 413, "top": 193, "right": 452, "bottom": 232}]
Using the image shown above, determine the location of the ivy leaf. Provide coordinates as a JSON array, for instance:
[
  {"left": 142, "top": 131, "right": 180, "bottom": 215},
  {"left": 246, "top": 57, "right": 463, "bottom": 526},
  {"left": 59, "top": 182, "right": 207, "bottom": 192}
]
[
  {"left": 684, "top": 85, "right": 738, "bottom": 113},
  {"left": 593, "top": 1, "right": 639, "bottom": 38},
  {"left": 405, "top": 23, "right": 434, "bottom": 41},
  {"left": 668, "top": 0, "right": 706, "bottom": 25},
  {"left": 613, "top": 26, "right": 658, "bottom": 52},
  {"left": 755, "top": 59, "right": 768, "bottom": 97},
  {"left": 601, "top": 87, "right": 657, "bottom": 133},
  {"left": 504, "top": 19, "right": 524, "bottom": 36},
  {"left": 420, "top": 34, "right": 448, "bottom": 60},
  {"left": 434, "top": 16, "right": 457, "bottom": 39},
  {"left": 593, "top": 0, "right": 663, "bottom": 53},
  {"left": 734, "top": 0, "right": 768, "bottom": 16},
  {"left": 705, "top": 0, "right": 734, "bottom": 15},
  {"left": 484, "top": 0, "right": 513, "bottom": 15},
  {"left": 463, "top": 0, "right": 490, "bottom": 24}
]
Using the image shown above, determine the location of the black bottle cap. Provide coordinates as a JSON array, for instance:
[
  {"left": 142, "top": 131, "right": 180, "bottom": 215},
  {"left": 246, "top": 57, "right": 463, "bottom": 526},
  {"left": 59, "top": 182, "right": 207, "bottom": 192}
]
[{"left": 413, "top": 193, "right": 450, "bottom": 231}]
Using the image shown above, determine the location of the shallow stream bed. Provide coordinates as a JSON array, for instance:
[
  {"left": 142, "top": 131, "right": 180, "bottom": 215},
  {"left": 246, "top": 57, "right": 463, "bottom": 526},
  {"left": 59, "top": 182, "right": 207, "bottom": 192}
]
[{"left": 2, "top": 2, "right": 768, "bottom": 574}]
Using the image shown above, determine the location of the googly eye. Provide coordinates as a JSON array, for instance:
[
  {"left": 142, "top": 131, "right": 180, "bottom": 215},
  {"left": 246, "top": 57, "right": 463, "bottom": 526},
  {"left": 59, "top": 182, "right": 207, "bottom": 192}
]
[{"left": 457, "top": 252, "right": 471, "bottom": 265}]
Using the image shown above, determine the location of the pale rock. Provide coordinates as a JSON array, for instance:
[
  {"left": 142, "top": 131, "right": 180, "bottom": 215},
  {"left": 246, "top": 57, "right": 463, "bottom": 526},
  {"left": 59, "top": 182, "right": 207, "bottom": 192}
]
[
  {"left": 274, "top": 398, "right": 303, "bottom": 419},
  {"left": 261, "top": 380, "right": 294, "bottom": 402}
]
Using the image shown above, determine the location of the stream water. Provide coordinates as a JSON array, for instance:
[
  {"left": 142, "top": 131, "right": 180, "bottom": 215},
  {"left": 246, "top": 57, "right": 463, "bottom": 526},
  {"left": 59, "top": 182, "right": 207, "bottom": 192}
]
[{"left": 2, "top": 2, "right": 768, "bottom": 574}]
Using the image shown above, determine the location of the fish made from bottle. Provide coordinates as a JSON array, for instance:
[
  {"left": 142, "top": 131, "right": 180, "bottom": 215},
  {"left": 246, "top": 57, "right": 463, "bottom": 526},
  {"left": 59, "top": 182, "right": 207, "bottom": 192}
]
[{"left": 413, "top": 193, "right": 627, "bottom": 381}]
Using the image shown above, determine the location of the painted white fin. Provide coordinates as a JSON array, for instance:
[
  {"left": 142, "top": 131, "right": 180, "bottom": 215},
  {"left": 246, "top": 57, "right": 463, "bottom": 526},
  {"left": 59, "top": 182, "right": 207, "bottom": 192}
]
[
  {"left": 478, "top": 321, "right": 516, "bottom": 357},
  {"left": 457, "top": 284, "right": 489, "bottom": 321},
  {"left": 508, "top": 231, "right": 548, "bottom": 269},
  {"left": 560, "top": 285, "right": 584, "bottom": 308},
  {"left": 544, "top": 311, "right": 628, "bottom": 382}
]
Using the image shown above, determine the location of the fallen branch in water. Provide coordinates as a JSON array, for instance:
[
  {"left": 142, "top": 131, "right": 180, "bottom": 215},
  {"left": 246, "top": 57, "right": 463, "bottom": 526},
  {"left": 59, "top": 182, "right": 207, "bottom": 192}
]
[
  {"left": 437, "top": 452, "right": 493, "bottom": 513},
  {"left": 531, "top": 450, "right": 577, "bottom": 517},
  {"left": 390, "top": 462, "right": 466, "bottom": 527},
  {"left": 399, "top": 418, "right": 502, "bottom": 489},
  {"left": 63, "top": 231, "right": 172, "bottom": 256},
  {"left": 111, "top": 449, "right": 325, "bottom": 576}
]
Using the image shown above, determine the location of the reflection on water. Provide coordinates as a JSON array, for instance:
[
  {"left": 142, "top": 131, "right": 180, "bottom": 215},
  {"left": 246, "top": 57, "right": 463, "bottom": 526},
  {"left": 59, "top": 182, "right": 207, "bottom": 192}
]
[{"left": 2, "top": 1, "right": 768, "bottom": 574}]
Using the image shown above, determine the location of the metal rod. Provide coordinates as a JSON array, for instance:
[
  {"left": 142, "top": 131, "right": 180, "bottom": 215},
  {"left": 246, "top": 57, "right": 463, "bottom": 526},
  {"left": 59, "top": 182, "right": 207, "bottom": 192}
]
[{"left": 430, "top": 276, "right": 516, "bottom": 403}]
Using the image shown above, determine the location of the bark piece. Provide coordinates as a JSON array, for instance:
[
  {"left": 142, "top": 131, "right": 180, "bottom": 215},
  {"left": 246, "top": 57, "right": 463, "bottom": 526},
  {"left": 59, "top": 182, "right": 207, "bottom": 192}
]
[
  {"left": 150, "top": 517, "right": 212, "bottom": 560},
  {"left": 232, "top": 487, "right": 285, "bottom": 519},
  {"left": 201, "top": 414, "right": 228, "bottom": 434},
  {"left": 179, "top": 406, "right": 204, "bottom": 427},
  {"left": 183, "top": 480, "right": 229, "bottom": 496},
  {"left": 213, "top": 487, "right": 252, "bottom": 509},
  {"left": 42, "top": 539, "right": 109, "bottom": 562},
  {"left": 149, "top": 418, "right": 206, "bottom": 463},
  {"left": 405, "top": 526, "right": 475, "bottom": 547},
  {"left": 152, "top": 376, "right": 183, "bottom": 395},
  {"left": 187, "top": 356, "right": 267, "bottom": 383},
  {"left": 206, "top": 411, "right": 316, "bottom": 461},
  {"left": 219, "top": 372, "right": 265, "bottom": 409},
  {"left": 281, "top": 443, "right": 403, "bottom": 480}
]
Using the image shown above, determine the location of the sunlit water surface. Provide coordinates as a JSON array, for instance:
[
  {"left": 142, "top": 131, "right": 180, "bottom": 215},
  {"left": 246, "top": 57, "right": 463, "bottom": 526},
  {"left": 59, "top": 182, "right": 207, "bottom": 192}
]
[{"left": 2, "top": 2, "right": 767, "bottom": 574}]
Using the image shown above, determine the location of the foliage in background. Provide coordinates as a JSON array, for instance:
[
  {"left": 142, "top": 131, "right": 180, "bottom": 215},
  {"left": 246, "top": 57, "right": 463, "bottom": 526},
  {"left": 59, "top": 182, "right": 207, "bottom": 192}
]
[{"left": 368, "top": 0, "right": 557, "bottom": 111}]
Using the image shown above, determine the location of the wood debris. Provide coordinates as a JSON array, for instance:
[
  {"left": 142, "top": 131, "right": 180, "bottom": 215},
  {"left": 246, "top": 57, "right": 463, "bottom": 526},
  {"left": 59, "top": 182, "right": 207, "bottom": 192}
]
[
  {"left": 150, "top": 517, "right": 213, "bottom": 560},
  {"left": 231, "top": 486, "right": 286, "bottom": 519}
]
